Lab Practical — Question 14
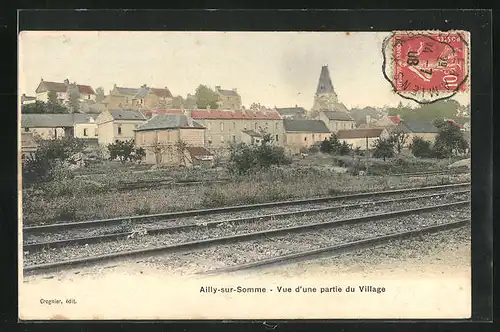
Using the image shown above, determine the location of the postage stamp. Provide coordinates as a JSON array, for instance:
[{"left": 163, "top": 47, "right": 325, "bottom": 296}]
[{"left": 383, "top": 30, "right": 470, "bottom": 104}]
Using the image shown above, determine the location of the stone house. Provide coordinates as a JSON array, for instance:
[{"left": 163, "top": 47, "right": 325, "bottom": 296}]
[
  {"left": 21, "top": 94, "right": 37, "bottom": 105},
  {"left": 393, "top": 120, "right": 440, "bottom": 147},
  {"left": 21, "top": 113, "right": 98, "bottom": 141},
  {"left": 275, "top": 106, "right": 307, "bottom": 119},
  {"left": 96, "top": 109, "right": 147, "bottom": 145},
  {"left": 103, "top": 85, "right": 140, "bottom": 110},
  {"left": 132, "top": 85, "right": 173, "bottom": 110},
  {"left": 188, "top": 109, "right": 284, "bottom": 151},
  {"left": 35, "top": 78, "right": 96, "bottom": 104},
  {"left": 317, "top": 110, "right": 356, "bottom": 132},
  {"left": 336, "top": 128, "right": 390, "bottom": 150},
  {"left": 215, "top": 86, "right": 242, "bottom": 110},
  {"left": 283, "top": 119, "right": 331, "bottom": 155},
  {"left": 134, "top": 114, "right": 211, "bottom": 166}
]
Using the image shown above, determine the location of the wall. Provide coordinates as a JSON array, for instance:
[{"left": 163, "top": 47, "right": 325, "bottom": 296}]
[
  {"left": 179, "top": 128, "right": 205, "bottom": 147},
  {"left": 285, "top": 132, "right": 331, "bottom": 154},
  {"left": 135, "top": 129, "right": 182, "bottom": 166},
  {"left": 318, "top": 112, "right": 355, "bottom": 132},
  {"left": 195, "top": 118, "right": 284, "bottom": 149},
  {"left": 75, "top": 123, "right": 98, "bottom": 139},
  {"left": 23, "top": 127, "right": 66, "bottom": 139}
]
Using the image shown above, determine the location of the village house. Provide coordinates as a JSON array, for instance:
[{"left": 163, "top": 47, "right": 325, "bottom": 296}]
[
  {"left": 283, "top": 119, "right": 331, "bottom": 155},
  {"left": 215, "top": 86, "right": 242, "bottom": 110},
  {"left": 336, "top": 128, "right": 390, "bottom": 150},
  {"left": 393, "top": 120, "right": 440, "bottom": 147},
  {"left": 21, "top": 94, "right": 37, "bottom": 105},
  {"left": 132, "top": 84, "right": 174, "bottom": 110},
  {"left": 275, "top": 106, "right": 307, "bottom": 119},
  {"left": 35, "top": 78, "right": 96, "bottom": 104},
  {"left": 96, "top": 109, "right": 147, "bottom": 145},
  {"left": 102, "top": 85, "right": 140, "bottom": 110},
  {"left": 372, "top": 114, "right": 401, "bottom": 128},
  {"left": 316, "top": 110, "right": 356, "bottom": 132},
  {"left": 21, "top": 113, "right": 99, "bottom": 141},
  {"left": 134, "top": 114, "right": 212, "bottom": 167}
]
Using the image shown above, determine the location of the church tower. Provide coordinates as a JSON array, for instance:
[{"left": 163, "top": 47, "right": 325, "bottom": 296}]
[{"left": 310, "top": 65, "right": 342, "bottom": 117}]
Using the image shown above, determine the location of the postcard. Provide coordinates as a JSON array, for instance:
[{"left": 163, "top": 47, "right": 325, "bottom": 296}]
[{"left": 19, "top": 30, "right": 471, "bottom": 320}]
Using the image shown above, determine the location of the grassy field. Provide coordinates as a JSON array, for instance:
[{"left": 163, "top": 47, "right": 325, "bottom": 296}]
[{"left": 21, "top": 153, "right": 470, "bottom": 226}]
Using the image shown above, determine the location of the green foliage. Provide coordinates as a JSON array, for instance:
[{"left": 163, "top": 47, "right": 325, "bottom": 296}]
[
  {"left": 47, "top": 90, "right": 58, "bottom": 105},
  {"left": 22, "top": 137, "right": 86, "bottom": 186},
  {"left": 107, "top": 140, "right": 145, "bottom": 163},
  {"left": 195, "top": 85, "right": 220, "bottom": 109},
  {"left": 432, "top": 121, "right": 469, "bottom": 159},
  {"left": 387, "top": 99, "right": 463, "bottom": 123},
  {"left": 68, "top": 88, "right": 81, "bottom": 113},
  {"left": 22, "top": 100, "right": 70, "bottom": 114},
  {"left": 409, "top": 136, "right": 433, "bottom": 158},
  {"left": 228, "top": 134, "right": 291, "bottom": 175},
  {"left": 95, "top": 87, "right": 105, "bottom": 103},
  {"left": 319, "top": 134, "right": 352, "bottom": 155},
  {"left": 389, "top": 130, "right": 409, "bottom": 155},
  {"left": 372, "top": 137, "right": 395, "bottom": 161},
  {"left": 171, "top": 95, "right": 185, "bottom": 108}
]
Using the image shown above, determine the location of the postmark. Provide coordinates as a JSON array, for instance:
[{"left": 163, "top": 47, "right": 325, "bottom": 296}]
[{"left": 382, "top": 30, "right": 470, "bottom": 104}]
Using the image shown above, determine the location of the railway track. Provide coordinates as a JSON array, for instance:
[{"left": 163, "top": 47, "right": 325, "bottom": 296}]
[
  {"left": 23, "top": 184, "right": 470, "bottom": 274},
  {"left": 384, "top": 169, "right": 469, "bottom": 177}
]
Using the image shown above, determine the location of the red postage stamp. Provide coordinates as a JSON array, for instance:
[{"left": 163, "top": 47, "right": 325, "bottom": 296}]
[{"left": 383, "top": 30, "right": 469, "bottom": 104}]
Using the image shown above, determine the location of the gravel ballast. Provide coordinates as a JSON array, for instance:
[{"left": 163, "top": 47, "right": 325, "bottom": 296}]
[
  {"left": 127, "top": 208, "right": 471, "bottom": 275},
  {"left": 24, "top": 188, "right": 470, "bottom": 245},
  {"left": 23, "top": 195, "right": 470, "bottom": 266}
]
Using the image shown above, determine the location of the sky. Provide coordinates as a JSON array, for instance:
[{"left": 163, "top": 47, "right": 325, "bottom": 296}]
[{"left": 18, "top": 31, "right": 469, "bottom": 109}]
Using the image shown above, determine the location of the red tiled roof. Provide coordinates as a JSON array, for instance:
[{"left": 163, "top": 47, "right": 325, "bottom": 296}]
[
  {"left": 388, "top": 115, "right": 401, "bottom": 124},
  {"left": 36, "top": 81, "right": 67, "bottom": 93},
  {"left": 78, "top": 85, "right": 95, "bottom": 95},
  {"left": 150, "top": 88, "right": 173, "bottom": 98},
  {"left": 140, "top": 109, "right": 282, "bottom": 120}
]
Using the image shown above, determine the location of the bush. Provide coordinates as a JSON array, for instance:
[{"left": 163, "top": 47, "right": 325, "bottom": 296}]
[
  {"left": 308, "top": 145, "right": 320, "bottom": 154},
  {"left": 410, "top": 136, "right": 433, "bottom": 158},
  {"left": 107, "top": 139, "right": 145, "bottom": 163},
  {"left": 227, "top": 133, "right": 291, "bottom": 175},
  {"left": 372, "top": 137, "right": 395, "bottom": 161},
  {"left": 432, "top": 120, "right": 469, "bottom": 158},
  {"left": 22, "top": 136, "right": 86, "bottom": 186},
  {"left": 320, "top": 134, "right": 352, "bottom": 155}
]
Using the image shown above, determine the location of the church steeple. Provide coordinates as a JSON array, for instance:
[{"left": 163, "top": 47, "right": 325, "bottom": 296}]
[{"left": 315, "top": 65, "right": 335, "bottom": 95}]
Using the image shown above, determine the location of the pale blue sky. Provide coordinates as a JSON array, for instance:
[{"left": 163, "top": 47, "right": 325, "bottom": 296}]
[{"left": 18, "top": 31, "right": 469, "bottom": 109}]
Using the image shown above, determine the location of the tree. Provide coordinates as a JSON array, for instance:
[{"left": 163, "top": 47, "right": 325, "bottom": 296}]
[
  {"left": 95, "top": 87, "right": 105, "bottom": 103},
  {"left": 195, "top": 85, "right": 219, "bottom": 109},
  {"left": 107, "top": 140, "right": 144, "bottom": 163},
  {"left": 22, "top": 100, "right": 69, "bottom": 114},
  {"left": 432, "top": 121, "right": 469, "bottom": 158},
  {"left": 175, "top": 139, "right": 190, "bottom": 166},
  {"left": 389, "top": 130, "right": 409, "bottom": 155},
  {"left": 372, "top": 137, "right": 395, "bottom": 161},
  {"left": 22, "top": 136, "right": 86, "bottom": 186},
  {"left": 47, "top": 90, "right": 59, "bottom": 105},
  {"left": 146, "top": 142, "right": 172, "bottom": 165},
  {"left": 409, "top": 136, "right": 433, "bottom": 158},
  {"left": 171, "top": 96, "right": 185, "bottom": 109},
  {"left": 68, "top": 88, "right": 81, "bottom": 113},
  {"left": 319, "top": 134, "right": 351, "bottom": 155}
]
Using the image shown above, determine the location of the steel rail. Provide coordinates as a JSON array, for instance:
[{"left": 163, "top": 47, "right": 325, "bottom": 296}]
[
  {"left": 23, "top": 190, "right": 470, "bottom": 251},
  {"left": 23, "top": 200, "right": 470, "bottom": 273},
  {"left": 24, "top": 182, "right": 470, "bottom": 234},
  {"left": 200, "top": 219, "right": 471, "bottom": 275}
]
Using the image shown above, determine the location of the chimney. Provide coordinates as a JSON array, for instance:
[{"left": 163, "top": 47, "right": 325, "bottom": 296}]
[
  {"left": 40, "top": 78, "right": 44, "bottom": 82},
  {"left": 113, "top": 84, "right": 117, "bottom": 89},
  {"left": 206, "top": 104, "right": 211, "bottom": 110},
  {"left": 64, "top": 79, "right": 69, "bottom": 85}
]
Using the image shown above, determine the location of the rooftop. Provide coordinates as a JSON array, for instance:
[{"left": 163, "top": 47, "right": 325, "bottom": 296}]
[
  {"left": 400, "top": 120, "right": 439, "bottom": 133},
  {"left": 110, "top": 109, "right": 147, "bottom": 121},
  {"left": 21, "top": 113, "right": 97, "bottom": 128},
  {"left": 135, "top": 114, "right": 204, "bottom": 131},
  {"left": 337, "top": 128, "right": 385, "bottom": 139},
  {"left": 283, "top": 119, "right": 331, "bottom": 133},
  {"left": 321, "top": 110, "right": 354, "bottom": 121}
]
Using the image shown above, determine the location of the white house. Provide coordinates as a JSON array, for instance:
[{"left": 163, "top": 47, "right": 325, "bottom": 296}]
[{"left": 337, "top": 128, "right": 390, "bottom": 150}]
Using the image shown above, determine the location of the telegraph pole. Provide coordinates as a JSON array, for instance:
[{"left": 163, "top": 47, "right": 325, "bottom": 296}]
[{"left": 365, "top": 136, "right": 369, "bottom": 175}]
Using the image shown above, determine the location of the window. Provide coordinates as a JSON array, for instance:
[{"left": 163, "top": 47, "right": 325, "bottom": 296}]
[
  {"left": 117, "top": 126, "right": 122, "bottom": 135},
  {"left": 255, "top": 123, "right": 258, "bottom": 130},
  {"left": 276, "top": 123, "right": 279, "bottom": 129},
  {"left": 312, "top": 134, "right": 315, "bottom": 140},
  {"left": 275, "top": 134, "right": 279, "bottom": 141},
  {"left": 220, "top": 122, "right": 224, "bottom": 131},
  {"left": 207, "top": 122, "right": 212, "bottom": 131},
  {"left": 304, "top": 136, "right": 307, "bottom": 141},
  {"left": 208, "top": 137, "right": 212, "bottom": 145},
  {"left": 83, "top": 128, "right": 88, "bottom": 136},
  {"left": 24, "top": 127, "right": 29, "bottom": 132},
  {"left": 221, "top": 135, "right": 225, "bottom": 143},
  {"left": 244, "top": 123, "right": 247, "bottom": 130},
  {"left": 233, "top": 122, "right": 236, "bottom": 130},
  {"left": 88, "top": 95, "right": 91, "bottom": 100},
  {"left": 232, "top": 135, "right": 236, "bottom": 142}
]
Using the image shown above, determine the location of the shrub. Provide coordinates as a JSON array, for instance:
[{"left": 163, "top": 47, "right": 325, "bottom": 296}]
[
  {"left": 107, "top": 139, "right": 145, "bottom": 163},
  {"left": 432, "top": 120, "right": 469, "bottom": 158},
  {"left": 320, "top": 134, "right": 352, "bottom": 155},
  {"left": 227, "top": 134, "right": 291, "bottom": 175},
  {"left": 308, "top": 145, "right": 320, "bottom": 154},
  {"left": 410, "top": 136, "right": 433, "bottom": 158},
  {"left": 372, "top": 137, "right": 395, "bottom": 161},
  {"left": 22, "top": 136, "right": 86, "bottom": 186}
]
